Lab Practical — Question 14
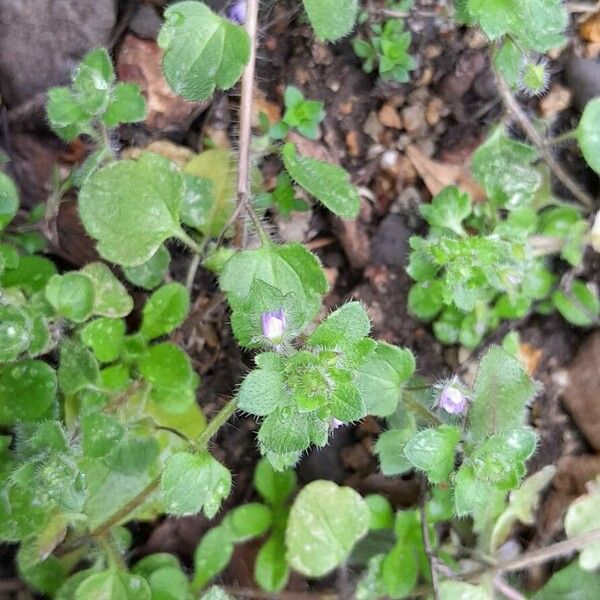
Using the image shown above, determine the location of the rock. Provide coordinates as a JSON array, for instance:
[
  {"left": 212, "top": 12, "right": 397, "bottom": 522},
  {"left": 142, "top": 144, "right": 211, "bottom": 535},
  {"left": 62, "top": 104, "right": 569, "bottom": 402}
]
[
  {"left": 565, "top": 55, "right": 600, "bottom": 111},
  {"left": 332, "top": 199, "right": 371, "bottom": 270},
  {"left": 563, "top": 332, "right": 600, "bottom": 451},
  {"left": 437, "top": 50, "right": 486, "bottom": 103},
  {"left": 363, "top": 111, "right": 384, "bottom": 141},
  {"left": 539, "top": 83, "right": 572, "bottom": 119},
  {"left": 425, "top": 97, "right": 445, "bottom": 126},
  {"left": 400, "top": 104, "right": 427, "bottom": 135},
  {"left": 378, "top": 103, "right": 402, "bottom": 129},
  {"left": 580, "top": 11, "right": 600, "bottom": 43},
  {"left": 0, "top": 0, "right": 116, "bottom": 108},
  {"left": 370, "top": 214, "right": 410, "bottom": 267},
  {"left": 117, "top": 34, "right": 208, "bottom": 132},
  {"left": 129, "top": 4, "right": 162, "bottom": 40}
]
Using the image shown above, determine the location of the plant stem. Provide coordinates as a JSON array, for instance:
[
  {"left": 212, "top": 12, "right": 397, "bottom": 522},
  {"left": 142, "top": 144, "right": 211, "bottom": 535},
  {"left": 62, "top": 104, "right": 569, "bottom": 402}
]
[
  {"left": 234, "top": 0, "right": 269, "bottom": 248},
  {"left": 545, "top": 129, "right": 577, "bottom": 147},
  {"left": 419, "top": 479, "right": 440, "bottom": 600},
  {"left": 177, "top": 229, "right": 205, "bottom": 256},
  {"left": 89, "top": 399, "right": 238, "bottom": 539},
  {"left": 493, "top": 65, "right": 595, "bottom": 211},
  {"left": 493, "top": 577, "right": 527, "bottom": 600},
  {"left": 186, "top": 253, "right": 201, "bottom": 293},
  {"left": 197, "top": 397, "right": 238, "bottom": 449},
  {"left": 98, "top": 532, "right": 127, "bottom": 570},
  {"left": 463, "top": 527, "right": 600, "bottom": 580}
]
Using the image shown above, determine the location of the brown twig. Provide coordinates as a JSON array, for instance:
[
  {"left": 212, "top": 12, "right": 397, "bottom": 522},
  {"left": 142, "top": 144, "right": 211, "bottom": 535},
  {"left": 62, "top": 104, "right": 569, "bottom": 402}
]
[
  {"left": 234, "top": 0, "right": 267, "bottom": 248},
  {"left": 493, "top": 66, "right": 595, "bottom": 211}
]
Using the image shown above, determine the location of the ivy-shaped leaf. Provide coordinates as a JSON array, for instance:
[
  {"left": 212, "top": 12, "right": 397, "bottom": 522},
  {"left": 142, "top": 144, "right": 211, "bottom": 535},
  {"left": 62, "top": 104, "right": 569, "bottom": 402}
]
[
  {"left": 79, "top": 153, "right": 186, "bottom": 267},
  {"left": 282, "top": 143, "right": 360, "bottom": 219},
  {"left": 285, "top": 480, "right": 370, "bottom": 577},
  {"left": 158, "top": 1, "right": 250, "bottom": 101}
]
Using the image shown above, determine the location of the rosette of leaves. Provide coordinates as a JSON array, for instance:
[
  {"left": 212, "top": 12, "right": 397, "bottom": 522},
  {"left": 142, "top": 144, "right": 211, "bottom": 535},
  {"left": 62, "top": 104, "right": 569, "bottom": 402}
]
[
  {"left": 353, "top": 19, "right": 416, "bottom": 82},
  {"left": 235, "top": 299, "right": 414, "bottom": 468},
  {"left": 46, "top": 48, "right": 146, "bottom": 151},
  {"left": 270, "top": 86, "right": 326, "bottom": 141},
  {"left": 375, "top": 347, "right": 538, "bottom": 531}
]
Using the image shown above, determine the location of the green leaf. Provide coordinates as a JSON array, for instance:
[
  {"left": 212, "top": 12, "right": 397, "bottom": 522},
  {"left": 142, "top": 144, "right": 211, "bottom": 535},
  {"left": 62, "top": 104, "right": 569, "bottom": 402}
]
[
  {"left": 491, "top": 465, "right": 556, "bottom": 551},
  {"left": 565, "top": 482, "right": 600, "bottom": 570},
  {"left": 375, "top": 428, "right": 415, "bottom": 476},
  {"left": 147, "top": 567, "right": 191, "bottom": 600},
  {"left": 123, "top": 246, "right": 170, "bottom": 291},
  {"left": 302, "top": 0, "right": 358, "bottom": 41},
  {"left": 81, "top": 413, "right": 124, "bottom": 458},
  {"left": 532, "top": 561, "right": 600, "bottom": 600},
  {"left": 403, "top": 425, "right": 460, "bottom": 483},
  {"left": 381, "top": 543, "right": 418, "bottom": 598},
  {"left": 140, "top": 283, "right": 190, "bottom": 341},
  {"left": 282, "top": 143, "right": 360, "bottom": 218},
  {"left": 439, "top": 580, "right": 490, "bottom": 600},
  {"left": 0, "top": 172, "right": 19, "bottom": 231},
  {"left": 577, "top": 99, "right": 600, "bottom": 174},
  {"left": 79, "top": 153, "right": 185, "bottom": 267},
  {"left": 46, "top": 87, "right": 90, "bottom": 141},
  {"left": 181, "top": 174, "right": 214, "bottom": 229},
  {"left": 420, "top": 186, "right": 471, "bottom": 236},
  {"left": 72, "top": 48, "right": 114, "bottom": 116},
  {"left": 158, "top": 1, "right": 250, "bottom": 101},
  {"left": 0, "top": 361, "right": 57, "bottom": 425},
  {"left": 81, "top": 318, "right": 125, "bottom": 363},
  {"left": 183, "top": 150, "right": 237, "bottom": 237},
  {"left": 223, "top": 503, "right": 273, "bottom": 542},
  {"left": 494, "top": 38, "right": 522, "bottom": 88},
  {"left": 0, "top": 304, "right": 32, "bottom": 362},
  {"left": 552, "top": 280, "right": 600, "bottom": 326},
  {"left": 237, "top": 368, "right": 286, "bottom": 417},
  {"left": 193, "top": 527, "right": 234, "bottom": 590},
  {"left": 0, "top": 255, "right": 57, "bottom": 294},
  {"left": 138, "top": 342, "right": 196, "bottom": 401},
  {"left": 221, "top": 242, "right": 327, "bottom": 325},
  {"left": 58, "top": 339, "right": 99, "bottom": 396},
  {"left": 285, "top": 480, "right": 370, "bottom": 577},
  {"left": 75, "top": 570, "right": 150, "bottom": 600},
  {"left": 308, "top": 301, "right": 370, "bottom": 349},
  {"left": 132, "top": 554, "right": 182, "bottom": 580},
  {"left": 408, "top": 280, "right": 444, "bottom": 320},
  {"left": 365, "top": 494, "right": 394, "bottom": 530},
  {"left": 356, "top": 342, "right": 415, "bottom": 417},
  {"left": 468, "top": 346, "right": 538, "bottom": 442},
  {"left": 255, "top": 533, "right": 289, "bottom": 593},
  {"left": 253, "top": 457, "right": 296, "bottom": 506},
  {"left": 472, "top": 127, "right": 541, "bottom": 209},
  {"left": 103, "top": 82, "right": 147, "bottom": 127},
  {"left": 81, "top": 262, "right": 134, "bottom": 318},
  {"left": 161, "top": 451, "right": 231, "bottom": 517},
  {"left": 46, "top": 273, "right": 95, "bottom": 322}
]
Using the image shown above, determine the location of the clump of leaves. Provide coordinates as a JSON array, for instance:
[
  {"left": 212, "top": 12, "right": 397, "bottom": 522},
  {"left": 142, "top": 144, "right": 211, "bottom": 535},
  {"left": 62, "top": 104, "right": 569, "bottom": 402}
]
[
  {"left": 353, "top": 19, "right": 416, "bottom": 83},
  {"left": 407, "top": 127, "right": 598, "bottom": 348},
  {"left": 47, "top": 48, "right": 146, "bottom": 143},
  {"left": 270, "top": 86, "right": 325, "bottom": 140}
]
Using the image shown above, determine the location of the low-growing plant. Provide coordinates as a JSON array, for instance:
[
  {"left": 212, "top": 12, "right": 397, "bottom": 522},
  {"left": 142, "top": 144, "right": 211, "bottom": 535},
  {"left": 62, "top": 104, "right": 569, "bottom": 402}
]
[{"left": 1, "top": 1, "right": 600, "bottom": 599}]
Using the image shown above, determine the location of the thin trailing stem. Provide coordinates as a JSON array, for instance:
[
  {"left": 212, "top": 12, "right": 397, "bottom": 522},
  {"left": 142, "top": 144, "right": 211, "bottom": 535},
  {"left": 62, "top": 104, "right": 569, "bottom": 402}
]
[
  {"left": 98, "top": 532, "right": 127, "bottom": 570},
  {"left": 88, "top": 399, "right": 238, "bottom": 539},
  {"left": 493, "top": 65, "right": 595, "bottom": 210},
  {"left": 419, "top": 479, "right": 441, "bottom": 600},
  {"left": 545, "top": 129, "right": 577, "bottom": 147},
  {"left": 493, "top": 577, "right": 527, "bottom": 600},
  {"left": 234, "top": 0, "right": 269, "bottom": 248},
  {"left": 462, "top": 527, "right": 600, "bottom": 580}
]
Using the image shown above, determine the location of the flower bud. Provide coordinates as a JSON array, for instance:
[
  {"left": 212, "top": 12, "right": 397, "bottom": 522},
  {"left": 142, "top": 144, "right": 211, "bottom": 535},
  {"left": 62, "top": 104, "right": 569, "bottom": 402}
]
[
  {"left": 261, "top": 308, "right": 286, "bottom": 344},
  {"left": 438, "top": 385, "right": 467, "bottom": 415},
  {"left": 226, "top": 1, "right": 246, "bottom": 25},
  {"left": 331, "top": 418, "right": 344, "bottom": 430}
]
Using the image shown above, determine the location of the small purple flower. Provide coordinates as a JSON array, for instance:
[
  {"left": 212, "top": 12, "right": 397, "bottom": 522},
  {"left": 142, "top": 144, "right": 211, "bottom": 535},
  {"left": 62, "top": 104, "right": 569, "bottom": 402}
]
[
  {"left": 331, "top": 418, "right": 345, "bottom": 430},
  {"left": 261, "top": 308, "right": 286, "bottom": 344},
  {"left": 438, "top": 384, "right": 468, "bottom": 415},
  {"left": 226, "top": 0, "right": 246, "bottom": 25}
]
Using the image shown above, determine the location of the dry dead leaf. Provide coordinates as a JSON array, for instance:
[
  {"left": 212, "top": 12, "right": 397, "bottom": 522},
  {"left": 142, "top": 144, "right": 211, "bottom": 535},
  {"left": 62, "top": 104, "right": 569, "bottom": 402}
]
[{"left": 405, "top": 144, "right": 485, "bottom": 200}]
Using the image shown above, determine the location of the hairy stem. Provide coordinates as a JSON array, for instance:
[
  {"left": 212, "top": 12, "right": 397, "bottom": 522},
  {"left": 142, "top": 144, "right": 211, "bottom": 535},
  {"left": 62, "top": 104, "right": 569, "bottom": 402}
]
[
  {"left": 419, "top": 479, "right": 440, "bottom": 600},
  {"left": 234, "top": 0, "right": 269, "bottom": 248},
  {"left": 89, "top": 399, "right": 238, "bottom": 539},
  {"left": 493, "top": 66, "right": 595, "bottom": 210}
]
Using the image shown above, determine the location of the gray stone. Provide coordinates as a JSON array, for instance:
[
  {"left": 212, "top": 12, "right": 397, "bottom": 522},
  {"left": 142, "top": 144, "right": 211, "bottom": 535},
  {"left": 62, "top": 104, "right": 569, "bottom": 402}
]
[
  {"left": 370, "top": 214, "right": 411, "bottom": 267},
  {"left": 129, "top": 4, "right": 162, "bottom": 40},
  {"left": 0, "top": 0, "right": 116, "bottom": 108}
]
